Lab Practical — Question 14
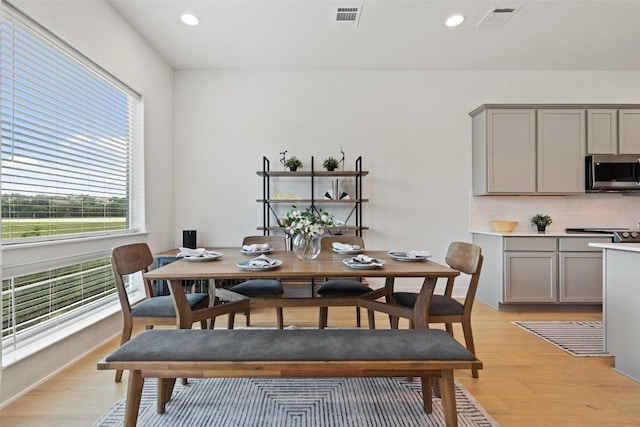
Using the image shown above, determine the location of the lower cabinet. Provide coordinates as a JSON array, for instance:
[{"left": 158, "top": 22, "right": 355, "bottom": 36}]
[{"left": 473, "top": 233, "right": 609, "bottom": 308}]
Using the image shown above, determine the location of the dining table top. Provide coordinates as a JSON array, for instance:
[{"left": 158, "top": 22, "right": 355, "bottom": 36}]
[{"left": 146, "top": 247, "right": 460, "bottom": 281}]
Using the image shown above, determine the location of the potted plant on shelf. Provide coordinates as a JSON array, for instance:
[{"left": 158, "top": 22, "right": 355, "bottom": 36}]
[
  {"left": 531, "top": 214, "right": 552, "bottom": 232},
  {"left": 284, "top": 156, "right": 303, "bottom": 171},
  {"left": 322, "top": 156, "right": 339, "bottom": 171}
]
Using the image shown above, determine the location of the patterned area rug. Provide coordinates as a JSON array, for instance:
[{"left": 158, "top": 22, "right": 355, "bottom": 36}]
[
  {"left": 93, "top": 377, "right": 498, "bottom": 427},
  {"left": 512, "top": 321, "right": 610, "bottom": 357}
]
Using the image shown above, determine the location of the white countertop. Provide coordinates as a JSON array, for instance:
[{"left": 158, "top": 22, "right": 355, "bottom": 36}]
[
  {"left": 471, "top": 230, "right": 612, "bottom": 237},
  {"left": 589, "top": 243, "right": 640, "bottom": 253}
]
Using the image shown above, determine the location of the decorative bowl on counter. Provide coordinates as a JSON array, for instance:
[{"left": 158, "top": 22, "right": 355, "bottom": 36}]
[{"left": 490, "top": 221, "right": 518, "bottom": 232}]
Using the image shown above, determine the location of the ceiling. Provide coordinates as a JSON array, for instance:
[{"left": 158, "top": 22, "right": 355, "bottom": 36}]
[{"left": 108, "top": 0, "right": 640, "bottom": 71}]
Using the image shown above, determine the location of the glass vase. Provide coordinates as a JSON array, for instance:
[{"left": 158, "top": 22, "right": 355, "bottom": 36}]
[{"left": 292, "top": 234, "right": 321, "bottom": 260}]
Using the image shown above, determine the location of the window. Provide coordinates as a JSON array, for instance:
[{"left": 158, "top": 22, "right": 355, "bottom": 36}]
[
  {"left": 1, "top": 2, "right": 143, "bottom": 243},
  {"left": 0, "top": 2, "right": 145, "bottom": 360}
]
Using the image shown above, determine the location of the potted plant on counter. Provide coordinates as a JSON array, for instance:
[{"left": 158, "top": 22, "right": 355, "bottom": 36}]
[
  {"left": 284, "top": 156, "right": 303, "bottom": 171},
  {"left": 531, "top": 214, "right": 552, "bottom": 232}
]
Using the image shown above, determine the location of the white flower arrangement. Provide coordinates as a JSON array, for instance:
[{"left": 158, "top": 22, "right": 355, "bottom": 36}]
[{"left": 283, "top": 205, "right": 335, "bottom": 238}]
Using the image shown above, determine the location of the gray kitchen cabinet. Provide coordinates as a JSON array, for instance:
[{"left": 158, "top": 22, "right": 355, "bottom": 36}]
[
  {"left": 619, "top": 109, "right": 640, "bottom": 154},
  {"left": 587, "top": 109, "right": 640, "bottom": 154},
  {"left": 537, "top": 109, "right": 585, "bottom": 193},
  {"left": 587, "top": 109, "right": 617, "bottom": 154},
  {"left": 505, "top": 251, "right": 557, "bottom": 303},
  {"left": 504, "top": 237, "right": 557, "bottom": 303},
  {"left": 472, "top": 233, "right": 610, "bottom": 309},
  {"left": 472, "top": 109, "right": 536, "bottom": 195}
]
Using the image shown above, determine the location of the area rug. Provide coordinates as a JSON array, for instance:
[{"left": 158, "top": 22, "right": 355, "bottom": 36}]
[
  {"left": 512, "top": 321, "right": 610, "bottom": 357},
  {"left": 93, "top": 377, "right": 498, "bottom": 427}
]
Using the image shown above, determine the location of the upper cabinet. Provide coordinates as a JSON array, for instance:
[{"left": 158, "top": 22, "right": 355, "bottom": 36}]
[
  {"left": 472, "top": 109, "right": 536, "bottom": 194},
  {"left": 472, "top": 104, "right": 640, "bottom": 195},
  {"left": 587, "top": 109, "right": 640, "bottom": 154},
  {"left": 619, "top": 110, "right": 640, "bottom": 154},
  {"left": 537, "top": 109, "right": 585, "bottom": 194}
]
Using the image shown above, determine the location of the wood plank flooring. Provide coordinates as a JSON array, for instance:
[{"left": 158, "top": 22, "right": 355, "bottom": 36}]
[{"left": 1, "top": 302, "right": 639, "bottom": 426}]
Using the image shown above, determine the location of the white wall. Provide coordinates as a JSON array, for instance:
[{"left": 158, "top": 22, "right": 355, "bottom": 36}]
[
  {"left": 174, "top": 70, "right": 640, "bottom": 261},
  {"left": 1, "top": 0, "right": 174, "bottom": 406}
]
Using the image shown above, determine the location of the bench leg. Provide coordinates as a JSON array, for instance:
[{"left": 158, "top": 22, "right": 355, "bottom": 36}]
[
  {"left": 124, "top": 370, "right": 144, "bottom": 427},
  {"left": 420, "top": 377, "right": 433, "bottom": 414},
  {"left": 157, "top": 378, "right": 176, "bottom": 414},
  {"left": 439, "top": 370, "right": 458, "bottom": 427}
]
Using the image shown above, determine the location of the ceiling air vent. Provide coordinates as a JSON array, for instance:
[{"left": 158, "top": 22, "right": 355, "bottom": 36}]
[
  {"left": 477, "top": 7, "right": 519, "bottom": 27},
  {"left": 333, "top": 6, "right": 362, "bottom": 27}
]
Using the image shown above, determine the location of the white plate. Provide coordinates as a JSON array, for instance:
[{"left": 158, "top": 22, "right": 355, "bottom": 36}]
[
  {"left": 387, "top": 250, "right": 432, "bottom": 262},
  {"left": 183, "top": 251, "right": 224, "bottom": 262},
  {"left": 332, "top": 248, "right": 364, "bottom": 255},
  {"left": 241, "top": 248, "right": 274, "bottom": 255},
  {"left": 236, "top": 259, "right": 282, "bottom": 271},
  {"left": 343, "top": 258, "right": 385, "bottom": 269}
]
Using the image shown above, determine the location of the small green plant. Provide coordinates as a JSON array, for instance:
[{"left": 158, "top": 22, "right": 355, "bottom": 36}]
[
  {"left": 322, "top": 156, "right": 339, "bottom": 171},
  {"left": 531, "top": 214, "right": 552, "bottom": 227},
  {"left": 284, "top": 156, "right": 303, "bottom": 170}
]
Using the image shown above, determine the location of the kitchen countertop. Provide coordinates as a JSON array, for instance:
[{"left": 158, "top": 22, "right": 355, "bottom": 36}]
[
  {"left": 470, "top": 230, "right": 613, "bottom": 237},
  {"left": 589, "top": 243, "right": 640, "bottom": 253}
]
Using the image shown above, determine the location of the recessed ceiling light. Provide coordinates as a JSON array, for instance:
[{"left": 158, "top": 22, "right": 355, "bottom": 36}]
[
  {"left": 180, "top": 13, "right": 200, "bottom": 26},
  {"left": 445, "top": 14, "right": 464, "bottom": 27}
]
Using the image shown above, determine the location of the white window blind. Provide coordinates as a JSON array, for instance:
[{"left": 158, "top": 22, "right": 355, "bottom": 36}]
[{"left": 1, "top": 2, "right": 143, "bottom": 243}]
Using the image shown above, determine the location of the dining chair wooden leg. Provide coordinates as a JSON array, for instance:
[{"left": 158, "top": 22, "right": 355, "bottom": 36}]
[
  {"left": 421, "top": 377, "right": 433, "bottom": 414},
  {"left": 277, "top": 307, "right": 284, "bottom": 329},
  {"left": 390, "top": 316, "right": 399, "bottom": 329},
  {"left": 227, "top": 312, "right": 235, "bottom": 329},
  {"left": 319, "top": 307, "right": 328, "bottom": 329},
  {"left": 355, "top": 307, "right": 361, "bottom": 327},
  {"left": 462, "top": 320, "right": 479, "bottom": 378},
  {"left": 367, "top": 309, "right": 376, "bottom": 329},
  {"left": 445, "top": 323, "right": 454, "bottom": 335},
  {"left": 115, "top": 322, "right": 133, "bottom": 382},
  {"left": 245, "top": 309, "right": 251, "bottom": 327}
]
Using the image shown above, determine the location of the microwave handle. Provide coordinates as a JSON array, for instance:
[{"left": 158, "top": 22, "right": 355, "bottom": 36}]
[{"left": 636, "top": 159, "right": 640, "bottom": 184}]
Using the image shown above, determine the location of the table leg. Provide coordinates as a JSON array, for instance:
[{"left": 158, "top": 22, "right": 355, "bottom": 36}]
[{"left": 412, "top": 277, "right": 437, "bottom": 330}]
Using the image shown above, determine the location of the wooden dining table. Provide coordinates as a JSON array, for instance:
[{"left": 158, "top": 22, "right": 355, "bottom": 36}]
[{"left": 145, "top": 248, "right": 460, "bottom": 330}]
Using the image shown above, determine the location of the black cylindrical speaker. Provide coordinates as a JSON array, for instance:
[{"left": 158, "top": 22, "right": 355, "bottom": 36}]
[{"left": 182, "top": 230, "right": 197, "bottom": 249}]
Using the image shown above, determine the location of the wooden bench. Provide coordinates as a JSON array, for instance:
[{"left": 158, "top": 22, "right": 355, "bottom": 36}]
[{"left": 98, "top": 329, "right": 481, "bottom": 427}]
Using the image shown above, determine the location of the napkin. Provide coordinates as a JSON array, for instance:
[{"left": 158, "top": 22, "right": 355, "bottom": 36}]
[
  {"left": 332, "top": 242, "right": 361, "bottom": 251},
  {"left": 177, "top": 247, "right": 207, "bottom": 257},
  {"left": 248, "top": 255, "right": 277, "bottom": 267},
  {"left": 352, "top": 254, "right": 383, "bottom": 266},
  {"left": 243, "top": 243, "right": 271, "bottom": 252}
]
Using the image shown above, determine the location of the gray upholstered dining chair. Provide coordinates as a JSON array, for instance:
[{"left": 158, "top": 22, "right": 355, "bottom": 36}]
[
  {"left": 228, "top": 235, "right": 286, "bottom": 329},
  {"left": 391, "top": 241, "right": 484, "bottom": 377},
  {"left": 317, "top": 235, "right": 373, "bottom": 329},
  {"left": 110, "top": 243, "right": 210, "bottom": 382}
]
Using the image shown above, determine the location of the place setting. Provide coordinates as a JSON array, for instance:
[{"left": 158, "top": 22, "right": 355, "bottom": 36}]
[
  {"left": 343, "top": 253, "right": 385, "bottom": 269},
  {"left": 237, "top": 254, "right": 282, "bottom": 271},
  {"left": 387, "top": 250, "right": 432, "bottom": 262},
  {"left": 177, "top": 247, "right": 224, "bottom": 262},
  {"left": 241, "top": 243, "right": 273, "bottom": 255},
  {"left": 332, "top": 241, "right": 364, "bottom": 255}
]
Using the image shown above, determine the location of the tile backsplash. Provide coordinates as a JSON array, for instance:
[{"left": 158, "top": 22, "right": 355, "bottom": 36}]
[{"left": 469, "top": 192, "right": 640, "bottom": 232}]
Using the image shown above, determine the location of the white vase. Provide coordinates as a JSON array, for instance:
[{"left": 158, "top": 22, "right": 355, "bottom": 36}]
[{"left": 292, "top": 234, "right": 321, "bottom": 260}]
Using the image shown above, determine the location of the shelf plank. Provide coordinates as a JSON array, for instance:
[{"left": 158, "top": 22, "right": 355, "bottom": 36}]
[
  {"left": 257, "top": 226, "right": 370, "bottom": 232},
  {"left": 257, "top": 199, "right": 369, "bottom": 203},
  {"left": 257, "top": 171, "right": 368, "bottom": 177}
]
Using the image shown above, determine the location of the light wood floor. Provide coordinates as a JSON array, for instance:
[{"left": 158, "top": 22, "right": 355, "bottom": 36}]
[{"left": 1, "top": 302, "right": 639, "bottom": 426}]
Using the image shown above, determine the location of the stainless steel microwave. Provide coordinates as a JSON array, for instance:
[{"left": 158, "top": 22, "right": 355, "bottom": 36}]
[{"left": 586, "top": 154, "right": 640, "bottom": 192}]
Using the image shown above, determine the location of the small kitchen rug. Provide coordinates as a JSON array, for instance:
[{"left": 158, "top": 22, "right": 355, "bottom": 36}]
[
  {"left": 92, "top": 377, "right": 499, "bottom": 427},
  {"left": 512, "top": 321, "right": 610, "bottom": 357}
]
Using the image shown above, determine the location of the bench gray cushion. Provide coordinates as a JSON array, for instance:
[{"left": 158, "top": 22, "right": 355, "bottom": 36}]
[
  {"left": 105, "top": 329, "right": 475, "bottom": 362},
  {"left": 130, "top": 293, "right": 209, "bottom": 318}
]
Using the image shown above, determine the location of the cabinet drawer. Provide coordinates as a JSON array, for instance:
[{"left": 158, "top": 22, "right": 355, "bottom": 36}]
[
  {"left": 504, "top": 237, "right": 557, "bottom": 251},
  {"left": 559, "top": 237, "right": 612, "bottom": 252}
]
